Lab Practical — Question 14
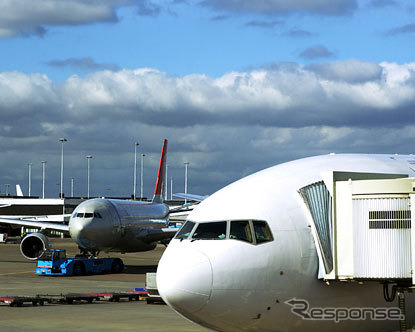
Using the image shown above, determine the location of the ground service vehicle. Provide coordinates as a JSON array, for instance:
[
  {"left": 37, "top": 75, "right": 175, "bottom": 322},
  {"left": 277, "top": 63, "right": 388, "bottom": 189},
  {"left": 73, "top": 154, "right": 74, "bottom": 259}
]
[{"left": 36, "top": 249, "right": 124, "bottom": 276}]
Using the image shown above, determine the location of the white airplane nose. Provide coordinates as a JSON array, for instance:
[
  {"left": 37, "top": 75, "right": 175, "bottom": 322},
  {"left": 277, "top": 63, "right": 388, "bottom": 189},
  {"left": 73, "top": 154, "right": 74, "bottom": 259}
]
[
  {"left": 69, "top": 216, "right": 94, "bottom": 248},
  {"left": 157, "top": 246, "right": 212, "bottom": 314}
]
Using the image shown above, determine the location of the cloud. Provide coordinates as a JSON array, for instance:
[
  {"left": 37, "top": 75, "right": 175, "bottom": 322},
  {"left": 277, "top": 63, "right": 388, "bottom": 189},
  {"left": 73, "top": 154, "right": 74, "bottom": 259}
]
[
  {"left": 0, "top": 0, "right": 126, "bottom": 38},
  {"left": 46, "top": 57, "right": 121, "bottom": 71},
  {"left": 210, "top": 15, "right": 230, "bottom": 21},
  {"left": 385, "top": 24, "right": 415, "bottom": 36},
  {"left": 201, "top": 0, "right": 357, "bottom": 16},
  {"left": 245, "top": 20, "right": 283, "bottom": 29},
  {"left": 368, "top": 0, "right": 399, "bottom": 8},
  {"left": 285, "top": 28, "right": 314, "bottom": 38},
  {"left": 1, "top": 60, "right": 415, "bottom": 196},
  {"left": 300, "top": 45, "right": 335, "bottom": 59},
  {"left": 136, "top": 0, "right": 162, "bottom": 16},
  {"left": 305, "top": 59, "right": 382, "bottom": 83},
  {"left": 2, "top": 60, "right": 415, "bottom": 131}
]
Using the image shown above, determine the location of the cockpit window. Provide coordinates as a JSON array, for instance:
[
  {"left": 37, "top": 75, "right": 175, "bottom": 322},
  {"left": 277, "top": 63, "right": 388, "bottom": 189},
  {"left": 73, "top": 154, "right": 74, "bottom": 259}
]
[
  {"left": 230, "top": 220, "right": 253, "bottom": 243},
  {"left": 74, "top": 212, "right": 98, "bottom": 218},
  {"left": 175, "top": 221, "right": 196, "bottom": 240},
  {"left": 252, "top": 220, "right": 273, "bottom": 244},
  {"left": 192, "top": 221, "right": 227, "bottom": 240}
]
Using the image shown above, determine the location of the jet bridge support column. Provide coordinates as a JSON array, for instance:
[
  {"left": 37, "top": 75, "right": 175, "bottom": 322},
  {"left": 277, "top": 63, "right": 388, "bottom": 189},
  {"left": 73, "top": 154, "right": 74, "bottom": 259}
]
[
  {"left": 411, "top": 194, "right": 415, "bottom": 286},
  {"left": 398, "top": 290, "right": 406, "bottom": 332}
]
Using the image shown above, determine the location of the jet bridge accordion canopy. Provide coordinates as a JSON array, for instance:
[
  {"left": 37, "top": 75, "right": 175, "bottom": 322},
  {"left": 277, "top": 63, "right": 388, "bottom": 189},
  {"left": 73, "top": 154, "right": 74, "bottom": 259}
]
[{"left": 298, "top": 181, "right": 334, "bottom": 275}]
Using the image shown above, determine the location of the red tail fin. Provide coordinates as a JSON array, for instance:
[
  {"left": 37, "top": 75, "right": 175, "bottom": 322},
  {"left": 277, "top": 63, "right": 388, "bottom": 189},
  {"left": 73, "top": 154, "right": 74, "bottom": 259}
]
[{"left": 152, "top": 139, "right": 168, "bottom": 203}]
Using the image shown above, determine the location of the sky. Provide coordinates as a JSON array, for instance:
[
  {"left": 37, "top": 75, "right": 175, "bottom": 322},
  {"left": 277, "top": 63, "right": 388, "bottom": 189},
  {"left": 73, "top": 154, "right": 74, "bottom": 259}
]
[{"left": 0, "top": 0, "right": 415, "bottom": 199}]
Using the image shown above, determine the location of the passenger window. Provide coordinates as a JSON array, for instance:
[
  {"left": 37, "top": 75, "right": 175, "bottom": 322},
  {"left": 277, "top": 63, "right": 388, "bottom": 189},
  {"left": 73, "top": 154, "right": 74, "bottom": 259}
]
[
  {"left": 230, "top": 220, "right": 253, "bottom": 243},
  {"left": 192, "top": 222, "right": 227, "bottom": 240},
  {"left": 252, "top": 220, "right": 273, "bottom": 244},
  {"left": 175, "top": 221, "right": 196, "bottom": 240}
]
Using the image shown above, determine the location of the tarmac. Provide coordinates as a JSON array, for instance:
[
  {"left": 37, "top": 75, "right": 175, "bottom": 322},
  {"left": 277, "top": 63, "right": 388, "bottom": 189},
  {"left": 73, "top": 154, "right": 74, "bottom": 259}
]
[{"left": 0, "top": 238, "right": 210, "bottom": 332}]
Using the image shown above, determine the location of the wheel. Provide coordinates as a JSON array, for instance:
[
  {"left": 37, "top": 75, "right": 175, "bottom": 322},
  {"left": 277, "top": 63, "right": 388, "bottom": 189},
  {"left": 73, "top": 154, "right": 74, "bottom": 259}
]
[
  {"left": 111, "top": 258, "right": 124, "bottom": 273},
  {"left": 73, "top": 262, "right": 85, "bottom": 276}
]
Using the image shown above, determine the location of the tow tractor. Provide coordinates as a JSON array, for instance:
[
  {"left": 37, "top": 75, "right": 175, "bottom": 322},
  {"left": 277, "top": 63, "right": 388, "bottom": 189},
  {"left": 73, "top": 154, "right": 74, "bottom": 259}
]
[{"left": 36, "top": 249, "right": 124, "bottom": 276}]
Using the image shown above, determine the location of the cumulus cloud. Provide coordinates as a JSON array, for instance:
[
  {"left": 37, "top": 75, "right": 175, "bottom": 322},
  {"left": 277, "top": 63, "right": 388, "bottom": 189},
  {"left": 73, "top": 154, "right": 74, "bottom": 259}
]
[
  {"left": 1, "top": 60, "right": 415, "bottom": 196},
  {"left": 300, "top": 45, "right": 335, "bottom": 59},
  {"left": 0, "top": 0, "right": 125, "bottom": 38},
  {"left": 2, "top": 61, "right": 415, "bottom": 129},
  {"left": 201, "top": 0, "right": 357, "bottom": 16},
  {"left": 46, "top": 57, "right": 121, "bottom": 71},
  {"left": 305, "top": 59, "right": 382, "bottom": 83}
]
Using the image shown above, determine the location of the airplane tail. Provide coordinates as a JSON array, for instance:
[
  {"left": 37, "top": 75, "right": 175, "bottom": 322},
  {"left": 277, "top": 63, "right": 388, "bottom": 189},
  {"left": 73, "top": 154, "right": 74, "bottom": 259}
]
[
  {"left": 16, "top": 184, "right": 23, "bottom": 197},
  {"left": 152, "top": 139, "right": 168, "bottom": 203}
]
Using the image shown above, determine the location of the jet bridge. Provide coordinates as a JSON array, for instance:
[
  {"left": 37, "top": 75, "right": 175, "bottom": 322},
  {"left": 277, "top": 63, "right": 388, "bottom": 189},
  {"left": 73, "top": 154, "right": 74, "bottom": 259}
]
[{"left": 299, "top": 172, "right": 415, "bottom": 285}]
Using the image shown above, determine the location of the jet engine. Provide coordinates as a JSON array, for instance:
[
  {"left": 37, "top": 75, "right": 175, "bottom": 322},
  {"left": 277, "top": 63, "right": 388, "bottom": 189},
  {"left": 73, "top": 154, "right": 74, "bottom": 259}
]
[{"left": 20, "top": 232, "right": 51, "bottom": 260}]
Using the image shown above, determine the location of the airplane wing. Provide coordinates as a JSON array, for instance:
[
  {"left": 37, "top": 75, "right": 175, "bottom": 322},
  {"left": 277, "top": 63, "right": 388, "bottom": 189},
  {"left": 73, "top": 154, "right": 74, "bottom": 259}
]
[
  {"left": 0, "top": 217, "right": 70, "bottom": 233},
  {"left": 173, "top": 193, "right": 207, "bottom": 202},
  {"left": 139, "top": 227, "right": 178, "bottom": 243}
]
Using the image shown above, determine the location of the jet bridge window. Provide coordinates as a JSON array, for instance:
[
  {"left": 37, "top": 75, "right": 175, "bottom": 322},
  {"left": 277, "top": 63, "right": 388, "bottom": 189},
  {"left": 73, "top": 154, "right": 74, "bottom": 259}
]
[
  {"left": 252, "top": 220, "right": 273, "bottom": 244},
  {"left": 174, "top": 221, "right": 196, "bottom": 240},
  {"left": 230, "top": 220, "right": 253, "bottom": 243},
  {"left": 192, "top": 221, "right": 227, "bottom": 240}
]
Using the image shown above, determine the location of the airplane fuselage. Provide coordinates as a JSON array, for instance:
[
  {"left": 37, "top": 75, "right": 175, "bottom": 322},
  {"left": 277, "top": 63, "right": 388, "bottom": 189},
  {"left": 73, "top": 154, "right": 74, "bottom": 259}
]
[
  {"left": 69, "top": 198, "right": 169, "bottom": 252},
  {"left": 157, "top": 154, "right": 415, "bottom": 331}
]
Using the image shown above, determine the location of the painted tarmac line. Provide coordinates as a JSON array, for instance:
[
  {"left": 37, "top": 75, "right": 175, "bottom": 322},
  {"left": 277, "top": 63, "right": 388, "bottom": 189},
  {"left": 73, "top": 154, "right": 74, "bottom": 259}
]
[{"left": 0, "top": 271, "right": 33, "bottom": 276}]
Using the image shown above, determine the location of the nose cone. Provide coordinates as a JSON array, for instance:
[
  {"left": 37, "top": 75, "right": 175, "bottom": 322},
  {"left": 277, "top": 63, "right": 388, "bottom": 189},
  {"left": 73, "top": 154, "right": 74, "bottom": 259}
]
[
  {"left": 69, "top": 214, "right": 94, "bottom": 248},
  {"left": 157, "top": 245, "right": 212, "bottom": 314}
]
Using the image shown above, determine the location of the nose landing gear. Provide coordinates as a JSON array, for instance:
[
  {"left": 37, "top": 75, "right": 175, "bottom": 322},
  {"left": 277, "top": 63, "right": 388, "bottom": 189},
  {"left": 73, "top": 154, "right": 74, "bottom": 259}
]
[{"left": 77, "top": 246, "right": 100, "bottom": 258}]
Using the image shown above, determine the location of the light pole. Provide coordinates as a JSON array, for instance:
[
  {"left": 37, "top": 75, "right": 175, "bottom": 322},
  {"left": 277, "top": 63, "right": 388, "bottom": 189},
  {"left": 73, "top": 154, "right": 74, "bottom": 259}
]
[
  {"left": 71, "top": 178, "right": 74, "bottom": 197},
  {"left": 140, "top": 153, "right": 145, "bottom": 199},
  {"left": 59, "top": 138, "right": 67, "bottom": 198},
  {"left": 28, "top": 163, "right": 32, "bottom": 197},
  {"left": 41, "top": 161, "right": 46, "bottom": 199},
  {"left": 165, "top": 164, "right": 168, "bottom": 200},
  {"left": 133, "top": 142, "right": 139, "bottom": 200},
  {"left": 170, "top": 177, "right": 173, "bottom": 200},
  {"left": 5, "top": 184, "right": 10, "bottom": 196},
  {"left": 87, "top": 155, "right": 92, "bottom": 198},
  {"left": 184, "top": 162, "right": 189, "bottom": 204}
]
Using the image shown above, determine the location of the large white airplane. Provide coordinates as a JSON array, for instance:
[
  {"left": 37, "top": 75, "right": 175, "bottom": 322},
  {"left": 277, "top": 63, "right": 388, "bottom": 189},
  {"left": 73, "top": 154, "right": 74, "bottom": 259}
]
[
  {"left": 0, "top": 139, "right": 181, "bottom": 261},
  {"left": 157, "top": 153, "right": 415, "bottom": 331}
]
